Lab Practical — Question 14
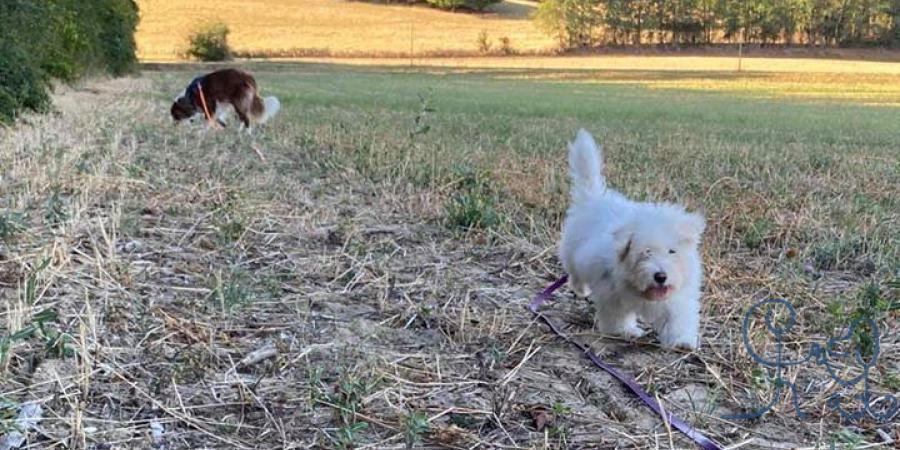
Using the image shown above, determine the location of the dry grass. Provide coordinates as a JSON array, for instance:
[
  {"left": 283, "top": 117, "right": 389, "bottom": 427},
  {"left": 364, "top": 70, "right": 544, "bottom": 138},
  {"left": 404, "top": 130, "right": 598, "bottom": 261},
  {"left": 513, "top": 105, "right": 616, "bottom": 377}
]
[
  {"left": 135, "top": 0, "right": 554, "bottom": 61},
  {"left": 0, "top": 63, "right": 898, "bottom": 449}
]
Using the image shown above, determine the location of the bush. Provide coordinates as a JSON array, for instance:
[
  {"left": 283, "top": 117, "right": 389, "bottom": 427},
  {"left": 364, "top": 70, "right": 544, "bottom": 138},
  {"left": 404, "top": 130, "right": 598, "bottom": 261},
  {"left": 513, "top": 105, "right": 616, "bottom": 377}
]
[
  {"left": 6, "top": 0, "right": 138, "bottom": 81},
  {"left": 353, "top": 0, "right": 500, "bottom": 12},
  {"left": 186, "top": 22, "right": 232, "bottom": 61},
  {"left": 0, "top": 43, "right": 51, "bottom": 123},
  {"left": 98, "top": 0, "right": 141, "bottom": 76},
  {"left": 0, "top": 0, "right": 138, "bottom": 124},
  {"left": 424, "top": 0, "right": 500, "bottom": 11}
]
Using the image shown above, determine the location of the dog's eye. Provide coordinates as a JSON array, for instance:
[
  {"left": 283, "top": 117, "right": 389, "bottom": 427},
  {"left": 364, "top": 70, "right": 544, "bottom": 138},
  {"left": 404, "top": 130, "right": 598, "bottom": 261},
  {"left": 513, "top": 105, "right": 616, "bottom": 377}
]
[{"left": 668, "top": 249, "right": 676, "bottom": 254}]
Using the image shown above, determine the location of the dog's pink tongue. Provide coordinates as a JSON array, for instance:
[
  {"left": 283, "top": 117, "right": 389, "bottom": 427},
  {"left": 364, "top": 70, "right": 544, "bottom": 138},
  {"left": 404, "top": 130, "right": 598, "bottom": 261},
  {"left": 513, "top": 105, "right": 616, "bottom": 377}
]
[{"left": 646, "top": 286, "right": 670, "bottom": 300}]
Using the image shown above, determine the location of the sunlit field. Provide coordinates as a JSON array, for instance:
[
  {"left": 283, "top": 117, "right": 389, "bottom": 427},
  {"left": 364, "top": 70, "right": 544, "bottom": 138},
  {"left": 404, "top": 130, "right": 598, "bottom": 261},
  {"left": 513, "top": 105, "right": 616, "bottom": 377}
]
[
  {"left": 290, "top": 57, "right": 900, "bottom": 104},
  {"left": 299, "top": 54, "right": 900, "bottom": 73},
  {"left": 1, "top": 60, "right": 897, "bottom": 447},
  {"left": 135, "top": 0, "right": 554, "bottom": 60}
]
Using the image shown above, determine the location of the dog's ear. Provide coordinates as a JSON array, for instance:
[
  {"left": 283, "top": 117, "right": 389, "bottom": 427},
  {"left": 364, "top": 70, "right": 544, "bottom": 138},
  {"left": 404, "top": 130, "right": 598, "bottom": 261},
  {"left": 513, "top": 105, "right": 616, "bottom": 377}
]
[
  {"left": 678, "top": 211, "right": 706, "bottom": 244},
  {"left": 612, "top": 226, "right": 634, "bottom": 262}
]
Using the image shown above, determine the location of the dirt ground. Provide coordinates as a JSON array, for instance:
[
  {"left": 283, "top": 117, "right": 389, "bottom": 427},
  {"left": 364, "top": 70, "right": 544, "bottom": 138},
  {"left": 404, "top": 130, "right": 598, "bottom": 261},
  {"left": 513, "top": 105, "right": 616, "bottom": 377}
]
[{"left": 0, "top": 71, "right": 897, "bottom": 449}]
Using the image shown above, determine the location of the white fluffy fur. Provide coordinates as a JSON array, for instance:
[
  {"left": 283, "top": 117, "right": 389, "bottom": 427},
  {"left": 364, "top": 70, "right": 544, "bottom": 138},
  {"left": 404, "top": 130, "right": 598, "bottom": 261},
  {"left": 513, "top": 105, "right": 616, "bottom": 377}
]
[
  {"left": 559, "top": 129, "right": 706, "bottom": 350},
  {"left": 258, "top": 96, "right": 281, "bottom": 124}
]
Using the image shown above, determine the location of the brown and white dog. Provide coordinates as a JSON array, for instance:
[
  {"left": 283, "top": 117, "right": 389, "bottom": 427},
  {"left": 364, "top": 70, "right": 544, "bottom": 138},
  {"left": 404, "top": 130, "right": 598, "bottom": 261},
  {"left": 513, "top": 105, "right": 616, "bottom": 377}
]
[{"left": 170, "top": 68, "right": 280, "bottom": 132}]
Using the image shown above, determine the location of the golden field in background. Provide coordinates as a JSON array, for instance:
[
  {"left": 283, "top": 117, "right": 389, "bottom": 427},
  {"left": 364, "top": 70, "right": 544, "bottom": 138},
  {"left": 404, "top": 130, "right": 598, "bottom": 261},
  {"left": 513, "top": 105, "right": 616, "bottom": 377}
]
[{"left": 135, "top": 0, "right": 554, "bottom": 60}]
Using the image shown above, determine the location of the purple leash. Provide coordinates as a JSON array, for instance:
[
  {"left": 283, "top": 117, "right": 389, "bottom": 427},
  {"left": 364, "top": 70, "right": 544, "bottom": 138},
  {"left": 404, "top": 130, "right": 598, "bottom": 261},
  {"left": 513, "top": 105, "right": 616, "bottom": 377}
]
[{"left": 528, "top": 274, "right": 722, "bottom": 450}]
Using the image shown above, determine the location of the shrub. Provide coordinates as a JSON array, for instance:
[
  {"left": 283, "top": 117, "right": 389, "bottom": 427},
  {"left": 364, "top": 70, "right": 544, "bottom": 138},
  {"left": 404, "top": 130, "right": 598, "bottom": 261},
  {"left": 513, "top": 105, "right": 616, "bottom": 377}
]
[
  {"left": 11, "top": 0, "right": 139, "bottom": 81},
  {"left": 0, "top": 43, "right": 51, "bottom": 123},
  {"left": 354, "top": 0, "right": 500, "bottom": 12},
  {"left": 0, "top": 0, "right": 138, "bottom": 123},
  {"left": 186, "top": 22, "right": 232, "bottom": 61},
  {"left": 98, "top": 0, "right": 141, "bottom": 76},
  {"left": 424, "top": 0, "right": 501, "bottom": 11}
]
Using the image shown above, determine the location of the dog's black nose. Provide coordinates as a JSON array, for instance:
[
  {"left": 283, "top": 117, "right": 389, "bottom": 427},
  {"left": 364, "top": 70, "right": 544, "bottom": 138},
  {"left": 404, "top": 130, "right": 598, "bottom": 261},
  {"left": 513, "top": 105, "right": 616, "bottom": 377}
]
[{"left": 653, "top": 272, "right": 667, "bottom": 284}]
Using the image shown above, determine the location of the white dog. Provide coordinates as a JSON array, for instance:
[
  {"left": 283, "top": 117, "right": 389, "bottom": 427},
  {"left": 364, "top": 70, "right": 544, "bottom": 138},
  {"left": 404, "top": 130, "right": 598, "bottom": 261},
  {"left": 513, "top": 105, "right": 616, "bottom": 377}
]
[{"left": 559, "top": 129, "right": 706, "bottom": 350}]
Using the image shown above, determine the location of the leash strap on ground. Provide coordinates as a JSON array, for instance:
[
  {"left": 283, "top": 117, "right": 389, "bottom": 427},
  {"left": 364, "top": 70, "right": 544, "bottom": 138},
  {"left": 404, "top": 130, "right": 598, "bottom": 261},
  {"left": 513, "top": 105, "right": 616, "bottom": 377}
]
[{"left": 528, "top": 274, "right": 723, "bottom": 450}]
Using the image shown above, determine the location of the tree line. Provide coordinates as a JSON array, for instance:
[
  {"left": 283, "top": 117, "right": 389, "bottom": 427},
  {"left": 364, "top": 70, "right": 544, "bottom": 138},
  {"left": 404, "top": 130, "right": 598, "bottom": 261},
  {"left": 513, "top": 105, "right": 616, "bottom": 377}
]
[{"left": 534, "top": 0, "right": 900, "bottom": 49}]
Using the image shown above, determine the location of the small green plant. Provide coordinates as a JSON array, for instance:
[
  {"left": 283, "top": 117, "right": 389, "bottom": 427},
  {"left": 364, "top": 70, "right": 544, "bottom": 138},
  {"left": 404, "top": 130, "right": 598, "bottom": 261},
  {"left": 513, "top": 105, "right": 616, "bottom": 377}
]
[
  {"left": 186, "top": 21, "right": 232, "bottom": 61},
  {"left": 551, "top": 401, "right": 571, "bottom": 417},
  {"left": 490, "top": 343, "right": 506, "bottom": 365},
  {"left": 743, "top": 217, "right": 774, "bottom": 249},
  {"left": 476, "top": 30, "right": 492, "bottom": 54},
  {"left": 444, "top": 164, "right": 500, "bottom": 231},
  {"left": 119, "top": 210, "right": 141, "bottom": 238},
  {"left": 809, "top": 235, "right": 869, "bottom": 271},
  {"left": 685, "top": 387, "right": 721, "bottom": 427},
  {"left": 322, "top": 372, "right": 381, "bottom": 448},
  {"left": 402, "top": 411, "right": 429, "bottom": 449},
  {"left": 0, "top": 211, "right": 26, "bottom": 241},
  {"left": 409, "top": 88, "right": 435, "bottom": 138},
  {"left": 847, "top": 281, "right": 897, "bottom": 360},
  {"left": 749, "top": 367, "right": 769, "bottom": 390},
  {"left": 548, "top": 422, "right": 570, "bottom": 446},
  {"left": 25, "top": 258, "right": 50, "bottom": 305},
  {"left": 0, "top": 309, "right": 74, "bottom": 367},
  {"left": 210, "top": 191, "right": 247, "bottom": 244},
  {"left": 544, "top": 401, "right": 571, "bottom": 440},
  {"left": 216, "top": 218, "right": 246, "bottom": 244},
  {"left": 448, "top": 412, "right": 479, "bottom": 429},
  {"left": 330, "top": 374, "right": 373, "bottom": 425},
  {"left": 44, "top": 188, "right": 70, "bottom": 228},
  {"left": 307, "top": 366, "right": 327, "bottom": 406},
  {"left": 884, "top": 372, "right": 900, "bottom": 390},
  {"left": 831, "top": 428, "right": 864, "bottom": 449},
  {"left": 209, "top": 267, "right": 254, "bottom": 312},
  {"left": 334, "top": 421, "right": 368, "bottom": 449},
  {"left": 0, "top": 396, "right": 24, "bottom": 435}
]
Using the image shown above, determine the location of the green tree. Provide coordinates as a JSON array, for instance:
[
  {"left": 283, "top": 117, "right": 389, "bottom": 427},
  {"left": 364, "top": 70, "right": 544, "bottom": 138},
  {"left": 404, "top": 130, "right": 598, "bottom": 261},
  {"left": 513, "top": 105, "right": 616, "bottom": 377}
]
[
  {"left": 890, "top": 0, "right": 900, "bottom": 46},
  {"left": 530, "top": 0, "right": 899, "bottom": 47},
  {"left": 535, "top": 0, "right": 603, "bottom": 48}
]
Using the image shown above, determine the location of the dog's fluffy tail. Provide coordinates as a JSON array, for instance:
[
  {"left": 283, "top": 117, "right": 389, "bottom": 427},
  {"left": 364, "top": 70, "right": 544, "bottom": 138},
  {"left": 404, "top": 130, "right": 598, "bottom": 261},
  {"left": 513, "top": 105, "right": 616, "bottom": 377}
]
[
  {"left": 568, "top": 129, "right": 606, "bottom": 203},
  {"left": 249, "top": 94, "right": 280, "bottom": 124}
]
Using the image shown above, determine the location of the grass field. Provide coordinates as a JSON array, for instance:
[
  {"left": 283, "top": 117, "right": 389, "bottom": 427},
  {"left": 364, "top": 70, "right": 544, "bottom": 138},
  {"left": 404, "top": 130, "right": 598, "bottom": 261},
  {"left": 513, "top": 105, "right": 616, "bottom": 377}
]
[
  {"left": 135, "top": 0, "right": 553, "bottom": 60},
  {"left": 1, "top": 62, "right": 898, "bottom": 448}
]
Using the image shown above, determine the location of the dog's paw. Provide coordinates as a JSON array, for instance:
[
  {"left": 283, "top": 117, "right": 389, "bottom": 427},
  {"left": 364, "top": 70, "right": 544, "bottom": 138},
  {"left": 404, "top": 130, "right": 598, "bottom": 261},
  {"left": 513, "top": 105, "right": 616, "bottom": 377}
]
[
  {"left": 572, "top": 283, "right": 592, "bottom": 298},
  {"left": 596, "top": 319, "right": 646, "bottom": 339},
  {"left": 659, "top": 331, "right": 698, "bottom": 350},
  {"left": 621, "top": 322, "right": 647, "bottom": 339}
]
